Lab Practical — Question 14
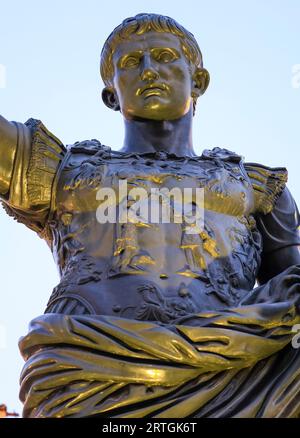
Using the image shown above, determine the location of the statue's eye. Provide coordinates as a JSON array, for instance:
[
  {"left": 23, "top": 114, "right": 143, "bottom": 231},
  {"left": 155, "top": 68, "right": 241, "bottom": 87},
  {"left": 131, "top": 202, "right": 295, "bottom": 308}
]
[
  {"left": 156, "top": 50, "right": 177, "bottom": 63},
  {"left": 123, "top": 56, "right": 139, "bottom": 69}
]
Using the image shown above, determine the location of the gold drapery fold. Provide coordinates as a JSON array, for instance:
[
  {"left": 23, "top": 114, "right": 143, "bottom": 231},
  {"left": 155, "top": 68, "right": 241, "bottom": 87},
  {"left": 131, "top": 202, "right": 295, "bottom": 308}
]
[{"left": 19, "top": 299, "right": 300, "bottom": 418}]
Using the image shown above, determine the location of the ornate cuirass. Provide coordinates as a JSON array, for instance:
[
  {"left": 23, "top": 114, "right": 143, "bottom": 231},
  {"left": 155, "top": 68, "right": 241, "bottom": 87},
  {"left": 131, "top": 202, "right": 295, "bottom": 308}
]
[
  {"left": 0, "top": 119, "right": 288, "bottom": 321},
  {"left": 44, "top": 139, "right": 286, "bottom": 318}
]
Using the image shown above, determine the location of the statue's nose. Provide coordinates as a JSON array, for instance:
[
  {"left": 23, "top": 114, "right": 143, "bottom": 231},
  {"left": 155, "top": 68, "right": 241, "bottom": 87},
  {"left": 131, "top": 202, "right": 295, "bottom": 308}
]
[{"left": 140, "top": 55, "right": 159, "bottom": 82}]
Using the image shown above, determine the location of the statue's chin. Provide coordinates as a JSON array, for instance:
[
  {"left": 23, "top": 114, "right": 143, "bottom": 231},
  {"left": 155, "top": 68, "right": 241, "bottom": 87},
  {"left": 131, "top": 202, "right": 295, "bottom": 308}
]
[{"left": 121, "top": 97, "right": 189, "bottom": 122}]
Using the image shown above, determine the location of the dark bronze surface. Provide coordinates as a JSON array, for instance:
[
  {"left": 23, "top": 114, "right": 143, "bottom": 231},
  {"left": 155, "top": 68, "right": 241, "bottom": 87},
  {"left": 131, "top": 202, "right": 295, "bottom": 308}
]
[{"left": 1, "top": 13, "right": 300, "bottom": 417}]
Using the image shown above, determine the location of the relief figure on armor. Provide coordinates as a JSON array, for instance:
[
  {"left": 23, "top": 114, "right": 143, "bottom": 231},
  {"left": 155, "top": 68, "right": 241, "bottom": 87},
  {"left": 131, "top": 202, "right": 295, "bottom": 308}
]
[{"left": 1, "top": 13, "right": 300, "bottom": 418}]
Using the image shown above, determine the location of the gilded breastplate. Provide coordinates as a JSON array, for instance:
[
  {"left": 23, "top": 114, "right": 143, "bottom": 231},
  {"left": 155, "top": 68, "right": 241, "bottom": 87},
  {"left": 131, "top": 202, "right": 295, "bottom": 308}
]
[
  {"left": 0, "top": 119, "right": 287, "bottom": 321},
  {"left": 45, "top": 143, "right": 263, "bottom": 318}
]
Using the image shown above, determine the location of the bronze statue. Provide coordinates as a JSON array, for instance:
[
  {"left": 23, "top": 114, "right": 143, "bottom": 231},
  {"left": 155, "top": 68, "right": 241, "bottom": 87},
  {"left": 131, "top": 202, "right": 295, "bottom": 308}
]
[{"left": 1, "top": 13, "right": 300, "bottom": 418}]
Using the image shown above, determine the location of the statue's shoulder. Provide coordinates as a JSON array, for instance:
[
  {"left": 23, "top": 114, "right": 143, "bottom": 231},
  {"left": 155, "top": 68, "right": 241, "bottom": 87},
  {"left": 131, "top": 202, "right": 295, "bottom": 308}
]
[
  {"left": 200, "top": 146, "right": 243, "bottom": 163},
  {"left": 200, "top": 147, "right": 288, "bottom": 214},
  {"left": 67, "top": 139, "right": 111, "bottom": 156},
  {"left": 62, "top": 139, "right": 114, "bottom": 174},
  {"left": 243, "top": 161, "right": 287, "bottom": 214}
]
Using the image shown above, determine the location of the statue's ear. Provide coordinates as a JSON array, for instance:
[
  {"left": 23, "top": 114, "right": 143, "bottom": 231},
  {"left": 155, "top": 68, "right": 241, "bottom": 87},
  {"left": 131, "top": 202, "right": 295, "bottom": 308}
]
[
  {"left": 102, "top": 87, "right": 120, "bottom": 111},
  {"left": 192, "top": 68, "right": 210, "bottom": 98}
]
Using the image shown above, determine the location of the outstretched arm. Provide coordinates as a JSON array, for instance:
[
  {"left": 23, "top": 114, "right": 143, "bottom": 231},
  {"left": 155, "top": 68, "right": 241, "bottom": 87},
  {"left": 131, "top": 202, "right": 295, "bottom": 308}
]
[{"left": 0, "top": 115, "right": 30, "bottom": 197}]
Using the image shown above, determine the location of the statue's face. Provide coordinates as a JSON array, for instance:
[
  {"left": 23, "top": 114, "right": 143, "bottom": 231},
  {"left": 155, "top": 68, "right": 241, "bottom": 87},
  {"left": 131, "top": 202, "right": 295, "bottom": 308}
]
[{"left": 110, "top": 31, "right": 195, "bottom": 121}]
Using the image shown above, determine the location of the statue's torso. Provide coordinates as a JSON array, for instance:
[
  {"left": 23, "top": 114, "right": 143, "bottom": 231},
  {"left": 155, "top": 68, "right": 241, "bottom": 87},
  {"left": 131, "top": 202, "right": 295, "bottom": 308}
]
[{"left": 46, "top": 143, "right": 263, "bottom": 320}]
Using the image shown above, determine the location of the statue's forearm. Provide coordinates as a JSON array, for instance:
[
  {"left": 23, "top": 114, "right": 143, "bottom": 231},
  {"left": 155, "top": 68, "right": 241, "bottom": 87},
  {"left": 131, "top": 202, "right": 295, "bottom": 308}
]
[{"left": 0, "top": 115, "right": 19, "bottom": 196}]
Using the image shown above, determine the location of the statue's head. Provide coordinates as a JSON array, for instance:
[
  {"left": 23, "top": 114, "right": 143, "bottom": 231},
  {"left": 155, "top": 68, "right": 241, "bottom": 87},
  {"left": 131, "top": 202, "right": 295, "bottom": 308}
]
[{"left": 100, "top": 13, "right": 210, "bottom": 121}]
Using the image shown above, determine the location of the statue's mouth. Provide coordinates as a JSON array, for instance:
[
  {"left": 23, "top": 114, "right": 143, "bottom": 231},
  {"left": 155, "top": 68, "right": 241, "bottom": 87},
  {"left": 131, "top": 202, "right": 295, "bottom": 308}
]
[{"left": 138, "top": 83, "right": 169, "bottom": 96}]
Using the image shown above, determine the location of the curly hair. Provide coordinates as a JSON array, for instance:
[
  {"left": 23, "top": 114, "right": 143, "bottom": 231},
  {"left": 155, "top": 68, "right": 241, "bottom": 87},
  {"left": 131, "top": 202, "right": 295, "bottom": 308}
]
[{"left": 100, "top": 13, "right": 204, "bottom": 87}]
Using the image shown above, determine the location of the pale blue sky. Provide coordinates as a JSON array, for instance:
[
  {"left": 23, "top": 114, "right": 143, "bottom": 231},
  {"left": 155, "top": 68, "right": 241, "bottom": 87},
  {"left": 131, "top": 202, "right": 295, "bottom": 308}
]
[{"left": 0, "top": 0, "right": 299, "bottom": 414}]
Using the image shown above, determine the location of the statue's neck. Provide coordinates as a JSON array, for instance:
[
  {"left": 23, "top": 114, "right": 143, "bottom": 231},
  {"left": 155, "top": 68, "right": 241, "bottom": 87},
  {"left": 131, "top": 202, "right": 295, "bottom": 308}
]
[{"left": 119, "top": 107, "right": 196, "bottom": 157}]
